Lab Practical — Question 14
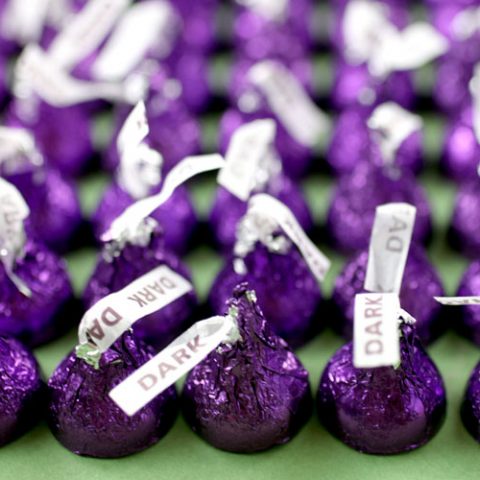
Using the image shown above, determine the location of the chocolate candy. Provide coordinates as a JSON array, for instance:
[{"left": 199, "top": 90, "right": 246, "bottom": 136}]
[
  {"left": 327, "top": 162, "right": 432, "bottom": 253},
  {"left": 0, "top": 240, "right": 73, "bottom": 347},
  {"left": 209, "top": 172, "right": 313, "bottom": 253},
  {"left": 317, "top": 323, "right": 447, "bottom": 454},
  {"left": 332, "top": 245, "right": 445, "bottom": 345},
  {"left": 47, "top": 332, "right": 177, "bottom": 458},
  {"left": 84, "top": 226, "right": 197, "bottom": 350},
  {"left": 461, "top": 361, "right": 480, "bottom": 443},
  {"left": 0, "top": 335, "right": 44, "bottom": 447},
  {"left": 183, "top": 283, "right": 312, "bottom": 453}
]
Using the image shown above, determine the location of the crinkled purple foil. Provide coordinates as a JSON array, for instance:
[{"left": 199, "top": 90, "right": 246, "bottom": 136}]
[
  {"left": 92, "top": 182, "right": 196, "bottom": 256},
  {"left": 0, "top": 335, "right": 44, "bottom": 447},
  {"left": 317, "top": 324, "right": 446, "bottom": 454},
  {"left": 183, "top": 283, "right": 312, "bottom": 453},
  {"left": 209, "top": 173, "right": 313, "bottom": 252},
  {"left": 219, "top": 108, "right": 312, "bottom": 180},
  {"left": 209, "top": 244, "right": 322, "bottom": 348},
  {"left": 47, "top": 332, "right": 177, "bottom": 458},
  {"left": 5, "top": 168, "right": 82, "bottom": 253},
  {"left": 451, "top": 180, "right": 480, "bottom": 258},
  {"left": 103, "top": 68, "right": 201, "bottom": 173},
  {"left": 331, "top": 57, "right": 415, "bottom": 111},
  {"left": 326, "top": 162, "right": 432, "bottom": 253},
  {"left": 456, "top": 261, "right": 480, "bottom": 346},
  {"left": 332, "top": 245, "right": 445, "bottom": 345},
  {"left": 441, "top": 107, "right": 479, "bottom": 183},
  {"left": 461, "top": 361, "right": 480, "bottom": 443},
  {"left": 84, "top": 230, "right": 197, "bottom": 350},
  {"left": 6, "top": 102, "right": 94, "bottom": 177},
  {"left": 0, "top": 241, "right": 73, "bottom": 347},
  {"left": 328, "top": 106, "right": 423, "bottom": 176}
]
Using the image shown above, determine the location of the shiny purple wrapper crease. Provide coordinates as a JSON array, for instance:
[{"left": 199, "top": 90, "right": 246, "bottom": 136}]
[
  {"left": 209, "top": 245, "right": 322, "bottom": 348},
  {"left": 332, "top": 246, "right": 445, "bottom": 345},
  {"left": 327, "top": 162, "right": 432, "bottom": 253},
  {"left": 209, "top": 173, "right": 313, "bottom": 252},
  {"left": 0, "top": 335, "right": 45, "bottom": 447},
  {"left": 317, "top": 324, "right": 447, "bottom": 454},
  {"left": 462, "top": 361, "right": 480, "bottom": 443},
  {"left": 84, "top": 230, "right": 197, "bottom": 351},
  {"left": 92, "top": 182, "right": 196, "bottom": 256},
  {"left": 183, "top": 283, "right": 312, "bottom": 453},
  {"left": 47, "top": 332, "right": 177, "bottom": 458},
  {"left": 0, "top": 241, "right": 73, "bottom": 348}
]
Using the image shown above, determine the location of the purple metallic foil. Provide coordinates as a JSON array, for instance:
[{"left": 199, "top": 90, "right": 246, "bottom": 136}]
[
  {"left": 92, "top": 182, "right": 196, "bottom": 256},
  {"left": 328, "top": 106, "right": 423, "bottom": 176},
  {"left": 317, "top": 323, "right": 447, "bottom": 454},
  {"left": 461, "top": 361, "right": 480, "bottom": 443},
  {"left": 182, "top": 283, "right": 312, "bottom": 453},
  {"left": 0, "top": 240, "right": 73, "bottom": 347},
  {"left": 0, "top": 335, "right": 44, "bottom": 447},
  {"left": 209, "top": 244, "right": 322, "bottom": 348},
  {"left": 84, "top": 228, "right": 197, "bottom": 351},
  {"left": 209, "top": 173, "right": 314, "bottom": 252},
  {"left": 47, "top": 332, "right": 177, "bottom": 458},
  {"left": 456, "top": 261, "right": 480, "bottom": 346},
  {"left": 326, "top": 162, "right": 432, "bottom": 253},
  {"left": 332, "top": 245, "right": 445, "bottom": 345}
]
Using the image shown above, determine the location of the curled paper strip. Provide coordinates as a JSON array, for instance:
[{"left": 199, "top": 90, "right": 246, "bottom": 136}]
[
  {"left": 104, "top": 154, "right": 225, "bottom": 243},
  {"left": 452, "top": 7, "right": 480, "bottom": 42},
  {"left": 77, "top": 264, "right": 193, "bottom": 354},
  {"left": 235, "top": 0, "right": 289, "bottom": 22},
  {"left": 48, "top": 0, "right": 129, "bottom": 71},
  {"left": 0, "top": 127, "right": 42, "bottom": 171},
  {"left": 248, "top": 61, "right": 330, "bottom": 147},
  {"left": 110, "top": 315, "right": 240, "bottom": 416},
  {"left": 245, "top": 194, "right": 331, "bottom": 282},
  {"left": 354, "top": 292, "right": 401, "bottom": 368},
  {"left": 434, "top": 296, "right": 480, "bottom": 306},
  {"left": 218, "top": 119, "right": 277, "bottom": 202},
  {"left": 469, "top": 64, "right": 480, "bottom": 145},
  {"left": 368, "top": 103, "right": 422, "bottom": 164},
  {"left": 364, "top": 203, "right": 416, "bottom": 294}
]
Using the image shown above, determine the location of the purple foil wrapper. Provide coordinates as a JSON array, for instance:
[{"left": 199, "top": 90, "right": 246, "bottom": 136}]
[
  {"left": 331, "top": 57, "right": 415, "bottom": 111},
  {"left": 328, "top": 106, "right": 423, "bottom": 176},
  {"left": 0, "top": 241, "right": 73, "bottom": 348},
  {"left": 5, "top": 168, "right": 82, "bottom": 253},
  {"left": 317, "top": 323, "right": 447, "bottom": 454},
  {"left": 182, "top": 283, "right": 312, "bottom": 453},
  {"left": 441, "top": 107, "right": 479, "bottom": 182},
  {"left": 209, "top": 173, "right": 314, "bottom": 252},
  {"left": 462, "top": 361, "right": 480, "bottom": 443},
  {"left": 332, "top": 245, "right": 445, "bottom": 345},
  {"left": 84, "top": 229, "right": 197, "bottom": 351},
  {"left": 104, "top": 69, "right": 201, "bottom": 173},
  {"left": 0, "top": 335, "right": 44, "bottom": 447},
  {"left": 6, "top": 102, "right": 94, "bottom": 177},
  {"left": 209, "top": 244, "right": 322, "bottom": 348},
  {"left": 450, "top": 179, "right": 480, "bottom": 258},
  {"left": 219, "top": 108, "right": 312, "bottom": 180},
  {"left": 92, "top": 182, "right": 196, "bottom": 256},
  {"left": 327, "top": 162, "right": 432, "bottom": 253},
  {"left": 47, "top": 332, "right": 177, "bottom": 458},
  {"left": 456, "top": 261, "right": 480, "bottom": 346}
]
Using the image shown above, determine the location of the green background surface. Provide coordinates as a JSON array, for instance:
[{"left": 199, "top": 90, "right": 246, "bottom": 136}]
[{"left": 3, "top": 4, "right": 480, "bottom": 479}]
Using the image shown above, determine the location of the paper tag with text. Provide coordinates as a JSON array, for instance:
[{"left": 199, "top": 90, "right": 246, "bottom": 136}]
[
  {"left": 434, "top": 296, "right": 480, "bottom": 306},
  {"left": 92, "top": 0, "right": 177, "bottom": 81},
  {"left": 104, "top": 154, "right": 225, "bottom": 242},
  {"left": 248, "top": 194, "right": 331, "bottom": 282},
  {"left": 368, "top": 103, "right": 423, "bottom": 164},
  {"left": 354, "top": 292, "right": 401, "bottom": 368},
  {"left": 48, "top": 0, "right": 129, "bottom": 71},
  {"left": 78, "top": 265, "right": 193, "bottom": 353},
  {"left": 1, "top": 0, "right": 50, "bottom": 44},
  {"left": 235, "top": 0, "right": 288, "bottom": 21},
  {"left": 218, "top": 119, "right": 276, "bottom": 201},
  {"left": 110, "top": 315, "right": 240, "bottom": 416},
  {"left": 248, "top": 61, "right": 329, "bottom": 147},
  {"left": 364, "top": 203, "right": 416, "bottom": 294}
]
